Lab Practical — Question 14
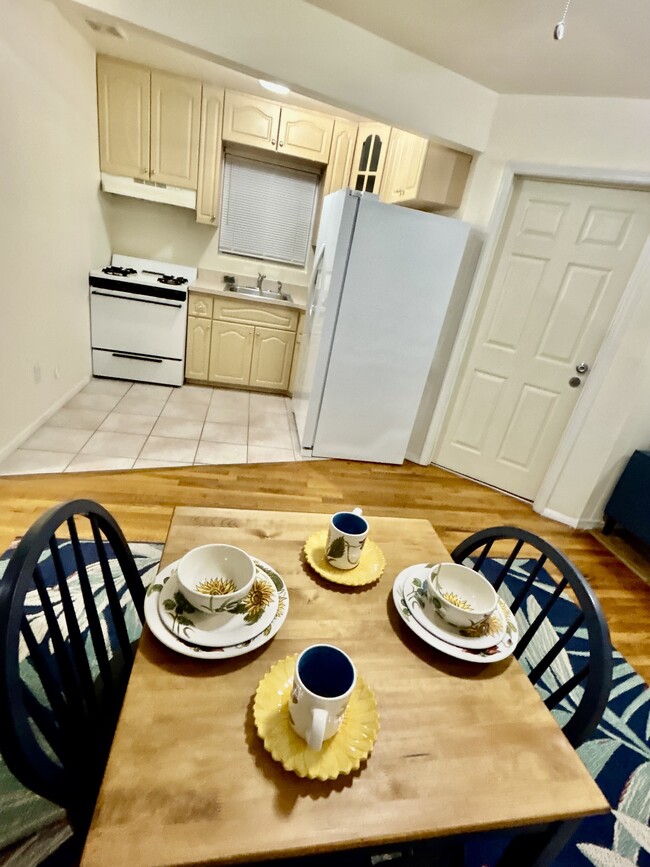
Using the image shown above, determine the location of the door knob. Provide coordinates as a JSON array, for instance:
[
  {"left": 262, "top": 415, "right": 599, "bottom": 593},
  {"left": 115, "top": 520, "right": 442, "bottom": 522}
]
[
  {"left": 569, "top": 377, "right": 582, "bottom": 388},
  {"left": 576, "top": 362, "right": 589, "bottom": 374}
]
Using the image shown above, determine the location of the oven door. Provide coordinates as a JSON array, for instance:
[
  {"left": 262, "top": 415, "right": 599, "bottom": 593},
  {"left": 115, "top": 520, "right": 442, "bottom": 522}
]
[{"left": 90, "top": 285, "right": 187, "bottom": 359}]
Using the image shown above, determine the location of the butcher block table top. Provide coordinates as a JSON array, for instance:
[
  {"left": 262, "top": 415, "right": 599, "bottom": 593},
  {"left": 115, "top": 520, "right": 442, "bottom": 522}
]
[{"left": 81, "top": 507, "right": 607, "bottom": 866}]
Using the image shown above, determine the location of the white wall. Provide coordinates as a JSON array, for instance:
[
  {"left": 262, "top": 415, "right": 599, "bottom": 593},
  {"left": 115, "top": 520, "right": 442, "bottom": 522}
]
[
  {"left": 0, "top": 0, "right": 111, "bottom": 458},
  {"left": 462, "top": 95, "right": 650, "bottom": 229},
  {"left": 102, "top": 195, "right": 311, "bottom": 303},
  {"left": 455, "top": 95, "right": 650, "bottom": 526},
  {"left": 70, "top": 0, "right": 497, "bottom": 153}
]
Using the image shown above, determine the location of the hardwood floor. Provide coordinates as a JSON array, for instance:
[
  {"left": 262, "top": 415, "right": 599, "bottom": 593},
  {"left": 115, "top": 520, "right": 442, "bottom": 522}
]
[{"left": 1, "top": 459, "right": 648, "bottom": 681}]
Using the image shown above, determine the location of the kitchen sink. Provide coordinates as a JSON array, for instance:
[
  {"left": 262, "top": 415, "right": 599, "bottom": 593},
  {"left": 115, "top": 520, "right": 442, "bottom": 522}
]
[{"left": 225, "top": 285, "right": 293, "bottom": 303}]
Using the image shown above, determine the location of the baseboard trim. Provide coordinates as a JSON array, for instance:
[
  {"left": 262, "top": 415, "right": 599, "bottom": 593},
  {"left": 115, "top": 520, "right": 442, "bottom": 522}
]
[
  {"left": 0, "top": 376, "right": 91, "bottom": 463},
  {"left": 539, "top": 507, "right": 602, "bottom": 530}
]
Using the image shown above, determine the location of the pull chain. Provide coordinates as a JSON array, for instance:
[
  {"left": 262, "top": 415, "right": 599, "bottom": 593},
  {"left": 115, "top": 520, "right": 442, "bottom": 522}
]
[{"left": 554, "top": 0, "right": 572, "bottom": 39}]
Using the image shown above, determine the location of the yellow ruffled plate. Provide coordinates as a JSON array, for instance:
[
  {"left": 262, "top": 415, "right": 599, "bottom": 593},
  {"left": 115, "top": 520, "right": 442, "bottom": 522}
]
[
  {"left": 303, "top": 529, "right": 386, "bottom": 586},
  {"left": 253, "top": 654, "right": 380, "bottom": 780}
]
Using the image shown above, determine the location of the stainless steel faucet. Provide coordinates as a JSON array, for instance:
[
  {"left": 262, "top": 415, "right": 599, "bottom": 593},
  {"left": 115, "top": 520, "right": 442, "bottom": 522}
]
[{"left": 256, "top": 273, "right": 266, "bottom": 290}]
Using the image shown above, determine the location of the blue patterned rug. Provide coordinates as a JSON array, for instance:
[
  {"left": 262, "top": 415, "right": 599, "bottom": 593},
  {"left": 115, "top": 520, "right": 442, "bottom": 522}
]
[
  {"left": 464, "top": 558, "right": 650, "bottom": 867},
  {"left": 0, "top": 545, "right": 647, "bottom": 866}
]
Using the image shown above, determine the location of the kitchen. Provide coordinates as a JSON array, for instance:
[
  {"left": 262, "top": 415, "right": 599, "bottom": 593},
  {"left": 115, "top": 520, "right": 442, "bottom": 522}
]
[{"left": 4, "top": 0, "right": 650, "bottom": 531}]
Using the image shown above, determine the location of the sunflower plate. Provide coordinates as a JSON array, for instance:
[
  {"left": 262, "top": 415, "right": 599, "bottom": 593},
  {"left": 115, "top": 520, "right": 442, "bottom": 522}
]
[
  {"left": 253, "top": 654, "right": 380, "bottom": 780},
  {"left": 303, "top": 529, "right": 386, "bottom": 586}
]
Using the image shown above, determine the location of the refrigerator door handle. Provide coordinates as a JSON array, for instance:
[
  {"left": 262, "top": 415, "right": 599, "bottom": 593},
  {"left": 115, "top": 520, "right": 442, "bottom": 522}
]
[{"left": 307, "top": 245, "right": 326, "bottom": 323}]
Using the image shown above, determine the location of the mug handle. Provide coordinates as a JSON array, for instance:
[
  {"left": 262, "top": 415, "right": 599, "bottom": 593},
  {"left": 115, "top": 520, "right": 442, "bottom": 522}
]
[
  {"left": 307, "top": 707, "right": 328, "bottom": 751},
  {"left": 428, "top": 563, "right": 441, "bottom": 587},
  {"left": 352, "top": 507, "right": 363, "bottom": 517}
]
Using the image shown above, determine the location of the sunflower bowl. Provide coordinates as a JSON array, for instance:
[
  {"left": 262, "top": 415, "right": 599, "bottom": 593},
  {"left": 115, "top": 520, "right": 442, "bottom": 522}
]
[
  {"left": 177, "top": 544, "right": 256, "bottom": 614},
  {"left": 427, "top": 562, "right": 497, "bottom": 629}
]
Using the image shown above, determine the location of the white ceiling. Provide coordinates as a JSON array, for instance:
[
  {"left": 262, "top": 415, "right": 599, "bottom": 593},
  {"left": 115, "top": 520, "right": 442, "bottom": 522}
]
[
  {"left": 304, "top": 0, "right": 650, "bottom": 99},
  {"left": 55, "top": 1, "right": 366, "bottom": 121}
]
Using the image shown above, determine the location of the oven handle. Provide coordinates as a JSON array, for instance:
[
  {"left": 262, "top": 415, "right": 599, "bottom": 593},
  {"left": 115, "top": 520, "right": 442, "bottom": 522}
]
[
  {"left": 91, "top": 290, "right": 183, "bottom": 310},
  {"left": 112, "top": 352, "right": 163, "bottom": 364}
]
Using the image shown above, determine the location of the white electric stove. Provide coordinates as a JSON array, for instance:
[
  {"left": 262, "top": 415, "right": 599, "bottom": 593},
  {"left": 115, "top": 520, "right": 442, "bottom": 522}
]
[{"left": 89, "top": 254, "right": 197, "bottom": 387}]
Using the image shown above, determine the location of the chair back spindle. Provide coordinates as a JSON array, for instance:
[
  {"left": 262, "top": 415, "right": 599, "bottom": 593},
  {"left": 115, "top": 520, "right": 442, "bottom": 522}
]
[
  {"left": 451, "top": 526, "right": 612, "bottom": 748},
  {"left": 0, "top": 499, "right": 145, "bottom": 835}
]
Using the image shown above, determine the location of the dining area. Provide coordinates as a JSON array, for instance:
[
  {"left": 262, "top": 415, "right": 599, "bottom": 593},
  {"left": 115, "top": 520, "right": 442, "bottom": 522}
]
[{"left": 0, "top": 473, "right": 615, "bottom": 867}]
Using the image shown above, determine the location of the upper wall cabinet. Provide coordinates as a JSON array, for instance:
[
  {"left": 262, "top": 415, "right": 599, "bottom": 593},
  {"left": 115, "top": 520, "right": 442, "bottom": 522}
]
[
  {"left": 196, "top": 84, "right": 224, "bottom": 225},
  {"left": 350, "top": 122, "right": 392, "bottom": 194},
  {"left": 322, "top": 118, "right": 358, "bottom": 197},
  {"left": 97, "top": 56, "right": 202, "bottom": 190},
  {"left": 222, "top": 92, "right": 334, "bottom": 164},
  {"left": 380, "top": 129, "right": 473, "bottom": 211}
]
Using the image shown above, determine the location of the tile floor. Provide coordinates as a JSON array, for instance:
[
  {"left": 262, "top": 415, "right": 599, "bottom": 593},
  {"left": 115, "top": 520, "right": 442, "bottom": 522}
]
[{"left": 0, "top": 378, "right": 308, "bottom": 476}]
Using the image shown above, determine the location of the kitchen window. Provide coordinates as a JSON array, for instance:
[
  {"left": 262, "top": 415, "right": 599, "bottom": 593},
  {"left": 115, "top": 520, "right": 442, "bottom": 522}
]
[{"left": 219, "top": 154, "right": 319, "bottom": 266}]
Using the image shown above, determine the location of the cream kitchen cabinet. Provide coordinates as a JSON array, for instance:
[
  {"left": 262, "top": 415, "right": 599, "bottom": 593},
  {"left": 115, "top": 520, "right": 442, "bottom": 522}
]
[
  {"left": 380, "top": 129, "right": 473, "bottom": 210},
  {"left": 97, "top": 56, "right": 202, "bottom": 190},
  {"left": 249, "top": 327, "right": 296, "bottom": 390},
  {"left": 186, "top": 293, "right": 299, "bottom": 392},
  {"left": 196, "top": 84, "right": 224, "bottom": 225},
  {"left": 222, "top": 92, "right": 333, "bottom": 164},
  {"left": 209, "top": 321, "right": 255, "bottom": 386},
  {"left": 322, "top": 119, "right": 358, "bottom": 197},
  {"left": 350, "top": 122, "right": 392, "bottom": 194}
]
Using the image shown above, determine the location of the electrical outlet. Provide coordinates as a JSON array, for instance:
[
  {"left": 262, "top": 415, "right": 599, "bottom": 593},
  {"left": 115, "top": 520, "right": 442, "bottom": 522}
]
[{"left": 33, "top": 363, "right": 41, "bottom": 385}]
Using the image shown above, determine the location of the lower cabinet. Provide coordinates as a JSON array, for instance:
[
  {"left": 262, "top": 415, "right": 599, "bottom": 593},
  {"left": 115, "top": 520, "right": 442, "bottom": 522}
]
[
  {"left": 186, "top": 293, "right": 299, "bottom": 392},
  {"left": 209, "top": 321, "right": 255, "bottom": 386},
  {"left": 249, "top": 327, "right": 295, "bottom": 390}
]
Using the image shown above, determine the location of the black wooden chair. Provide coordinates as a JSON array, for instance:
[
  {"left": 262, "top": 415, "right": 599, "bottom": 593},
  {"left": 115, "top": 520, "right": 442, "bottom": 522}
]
[
  {"left": 0, "top": 499, "right": 146, "bottom": 858},
  {"left": 451, "top": 525, "right": 613, "bottom": 867}
]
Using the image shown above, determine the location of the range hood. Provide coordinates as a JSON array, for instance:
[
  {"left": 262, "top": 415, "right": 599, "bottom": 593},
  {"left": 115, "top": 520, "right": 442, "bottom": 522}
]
[{"left": 100, "top": 173, "right": 197, "bottom": 209}]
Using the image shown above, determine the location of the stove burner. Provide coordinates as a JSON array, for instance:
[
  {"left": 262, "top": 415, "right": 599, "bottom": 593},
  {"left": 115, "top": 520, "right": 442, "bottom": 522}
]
[
  {"left": 142, "top": 268, "right": 188, "bottom": 286},
  {"left": 103, "top": 266, "right": 136, "bottom": 277},
  {"left": 157, "top": 275, "right": 188, "bottom": 286}
]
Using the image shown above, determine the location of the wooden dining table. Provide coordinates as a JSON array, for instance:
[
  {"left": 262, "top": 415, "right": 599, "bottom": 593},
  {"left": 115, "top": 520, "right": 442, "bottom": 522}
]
[{"left": 80, "top": 507, "right": 608, "bottom": 866}]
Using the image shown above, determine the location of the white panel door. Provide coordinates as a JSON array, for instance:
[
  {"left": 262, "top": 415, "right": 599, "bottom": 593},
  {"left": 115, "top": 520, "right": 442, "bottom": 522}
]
[{"left": 436, "top": 178, "right": 650, "bottom": 500}]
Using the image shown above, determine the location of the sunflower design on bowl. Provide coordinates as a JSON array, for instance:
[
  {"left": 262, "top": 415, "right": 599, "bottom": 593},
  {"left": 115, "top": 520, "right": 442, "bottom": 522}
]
[
  {"left": 196, "top": 576, "right": 237, "bottom": 596},
  {"left": 458, "top": 611, "right": 502, "bottom": 639},
  {"left": 440, "top": 591, "right": 473, "bottom": 610}
]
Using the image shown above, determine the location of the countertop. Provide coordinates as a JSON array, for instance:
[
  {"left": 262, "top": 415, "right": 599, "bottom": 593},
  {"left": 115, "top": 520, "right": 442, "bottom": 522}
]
[{"left": 192, "top": 273, "right": 306, "bottom": 312}]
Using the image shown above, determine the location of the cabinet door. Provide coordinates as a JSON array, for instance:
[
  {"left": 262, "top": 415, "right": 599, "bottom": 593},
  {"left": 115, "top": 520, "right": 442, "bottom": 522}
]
[
  {"left": 278, "top": 107, "right": 334, "bottom": 163},
  {"left": 97, "top": 56, "right": 150, "bottom": 179},
  {"left": 322, "top": 119, "right": 358, "bottom": 197},
  {"left": 222, "top": 92, "right": 280, "bottom": 152},
  {"left": 196, "top": 84, "right": 224, "bottom": 225},
  {"left": 380, "top": 129, "right": 427, "bottom": 204},
  {"left": 150, "top": 71, "right": 202, "bottom": 189},
  {"left": 350, "top": 122, "right": 391, "bottom": 194},
  {"left": 208, "top": 321, "right": 254, "bottom": 386},
  {"left": 249, "top": 327, "right": 296, "bottom": 391},
  {"left": 185, "top": 316, "right": 212, "bottom": 381}
]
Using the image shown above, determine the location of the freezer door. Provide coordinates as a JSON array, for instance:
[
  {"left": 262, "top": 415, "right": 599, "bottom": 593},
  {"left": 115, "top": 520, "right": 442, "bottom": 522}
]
[{"left": 292, "top": 190, "right": 359, "bottom": 449}]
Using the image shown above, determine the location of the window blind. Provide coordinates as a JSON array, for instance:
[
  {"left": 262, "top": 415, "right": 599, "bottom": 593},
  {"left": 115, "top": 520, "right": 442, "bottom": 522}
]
[{"left": 219, "top": 155, "right": 319, "bottom": 266}]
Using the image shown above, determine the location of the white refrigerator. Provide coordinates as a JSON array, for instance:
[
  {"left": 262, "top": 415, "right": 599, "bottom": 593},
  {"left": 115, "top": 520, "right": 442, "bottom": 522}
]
[{"left": 292, "top": 189, "right": 476, "bottom": 464}]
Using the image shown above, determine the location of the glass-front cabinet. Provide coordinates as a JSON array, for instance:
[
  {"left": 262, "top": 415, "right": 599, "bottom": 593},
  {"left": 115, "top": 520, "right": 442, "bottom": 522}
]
[{"left": 350, "top": 122, "right": 391, "bottom": 194}]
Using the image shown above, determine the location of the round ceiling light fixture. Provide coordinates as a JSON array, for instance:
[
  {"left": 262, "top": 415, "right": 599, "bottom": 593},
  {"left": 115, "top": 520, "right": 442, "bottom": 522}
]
[{"left": 259, "top": 80, "right": 291, "bottom": 95}]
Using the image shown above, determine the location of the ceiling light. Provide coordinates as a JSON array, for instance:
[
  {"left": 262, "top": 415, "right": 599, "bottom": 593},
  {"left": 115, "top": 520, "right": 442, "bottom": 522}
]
[
  {"left": 553, "top": 0, "right": 572, "bottom": 39},
  {"left": 259, "top": 80, "right": 290, "bottom": 96}
]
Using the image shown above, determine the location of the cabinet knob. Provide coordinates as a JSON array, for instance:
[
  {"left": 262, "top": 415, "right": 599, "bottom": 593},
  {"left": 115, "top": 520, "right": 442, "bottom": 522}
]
[
  {"left": 279, "top": 141, "right": 284, "bottom": 147},
  {"left": 151, "top": 169, "right": 156, "bottom": 176},
  {"left": 271, "top": 139, "right": 276, "bottom": 145},
  {"left": 210, "top": 216, "right": 216, "bottom": 223}
]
